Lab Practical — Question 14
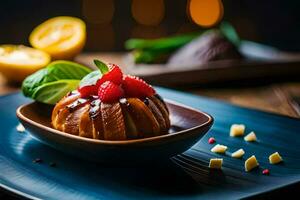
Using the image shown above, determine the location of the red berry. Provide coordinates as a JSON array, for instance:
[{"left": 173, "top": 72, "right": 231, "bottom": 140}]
[
  {"left": 122, "top": 75, "right": 155, "bottom": 98},
  {"left": 78, "top": 85, "right": 98, "bottom": 98},
  {"left": 262, "top": 169, "right": 270, "bottom": 175},
  {"left": 96, "top": 63, "right": 123, "bottom": 87},
  {"left": 208, "top": 137, "right": 216, "bottom": 144},
  {"left": 98, "top": 81, "right": 124, "bottom": 103}
]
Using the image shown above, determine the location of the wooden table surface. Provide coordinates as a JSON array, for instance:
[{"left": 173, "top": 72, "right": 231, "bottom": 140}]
[{"left": 1, "top": 52, "right": 300, "bottom": 119}]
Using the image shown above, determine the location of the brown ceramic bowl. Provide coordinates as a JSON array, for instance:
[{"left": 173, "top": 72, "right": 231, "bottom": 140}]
[{"left": 16, "top": 100, "right": 213, "bottom": 164}]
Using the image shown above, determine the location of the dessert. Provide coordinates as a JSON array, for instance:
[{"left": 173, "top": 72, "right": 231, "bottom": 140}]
[
  {"left": 244, "top": 155, "right": 259, "bottom": 172},
  {"left": 51, "top": 61, "right": 170, "bottom": 140},
  {"left": 231, "top": 148, "right": 245, "bottom": 158},
  {"left": 230, "top": 124, "right": 245, "bottom": 137},
  {"left": 209, "top": 158, "right": 223, "bottom": 169},
  {"left": 269, "top": 152, "right": 283, "bottom": 164},
  {"left": 244, "top": 131, "right": 257, "bottom": 142},
  {"left": 211, "top": 144, "right": 227, "bottom": 154}
]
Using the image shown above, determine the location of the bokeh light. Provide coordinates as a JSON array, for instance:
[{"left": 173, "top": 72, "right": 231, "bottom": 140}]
[
  {"left": 82, "top": 0, "right": 114, "bottom": 25},
  {"left": 131, "top": 0, "right": 165, "bottom": 26},
  {"left": 188, "top": 0, "right": 224, "bottom": 27}
]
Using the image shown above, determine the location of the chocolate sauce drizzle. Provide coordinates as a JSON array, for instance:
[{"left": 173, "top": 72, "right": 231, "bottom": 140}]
[
  {"left": 89, "top": 99, "right": 101, "bottom": 120},
  {"left": 67, "top": 98, "right": 89, "bottom": 112},
  {"left": 143, "top": 97, "right": 149, "bottom": 106}
]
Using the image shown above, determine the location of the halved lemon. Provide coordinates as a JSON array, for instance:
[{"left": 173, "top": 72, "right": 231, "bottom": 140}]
[
  {"left": 0, "top": 45, "right": 50, "bottom": 82},
  {"left": 29, "top": 16, "right": 86, "bottom": 60}
]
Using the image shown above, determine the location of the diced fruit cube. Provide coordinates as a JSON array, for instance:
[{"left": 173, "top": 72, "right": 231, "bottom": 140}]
[
  {"left": 231, "top": 149, "right": 245, "bottom": 158},
  {"left": 209, "top": 158, "right": 223, "bottom": 169},
  {"left": 230, "top": 124, "right": 245, "bottom": 137},
  {"left": 211, "top": 144, "right": 228, "bottom": 154},
  {"left": 269, "top": 152, "right": 283, "bottom": 164},
  {"left": 244, "top": 131, "right": 257, "bottom": 142},
  {"left": 245, "top": 155, "right": 259, "bottom": 172}
]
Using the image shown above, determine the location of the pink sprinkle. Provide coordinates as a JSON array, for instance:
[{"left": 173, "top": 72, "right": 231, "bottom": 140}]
[
  {"left": 262, "top": 169, "right": 270, "bottom": 175},
  {"left": 208, "top": 137, "right": 216, "bottom": 144}
]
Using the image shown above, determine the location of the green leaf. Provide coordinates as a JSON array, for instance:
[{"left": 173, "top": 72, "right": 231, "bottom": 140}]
[
  {"left": 22, "top": 60, "right": 92, "bottom": 104},
  {"left": 125, "top": 32, "right": 201, "bottom": 51},
  {"left": 93, "top": 59, "right": 109, "bottom": 74},
  {"left": 21, "top": 68, "right": 49, "bottom": 97},
  {"left": 32, "top": 80, "right": 80, "bottom": 105},
  {"left": 46, "top": 60, "right": 92, "bottom": 79},
  {"left": 125, "top": 32, "right": 202, "bottom": 63},
  {"left": 79, "top": 70, "right": 102, "bottom": 87},
  {"left": 219, "top": 21, "right": 241, "bottom": 47}
]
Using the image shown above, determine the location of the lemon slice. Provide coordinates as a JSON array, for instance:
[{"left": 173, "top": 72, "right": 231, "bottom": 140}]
[
  {"left": 0, "top": 45, "right": 50, "bottom": 82},
  {"left": 29, "top": 16, "right": 86, "bottom": 60}
]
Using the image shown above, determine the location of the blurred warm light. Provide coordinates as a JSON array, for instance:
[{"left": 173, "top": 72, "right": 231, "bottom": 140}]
[
  {"left": 131, "top": 25, "right": 166, "bottom": 39},
  {"left": 188, "top": 0, "right": 224, "bottom": 27},
  {"left": 82, "top": 0, "right": 114, "bottom": 24},
  {"left": 131, "top": 0, "right": 165, "bottom": 26},
  {"left": 86, "top": 24, "right": 115, "bottom": 51}
]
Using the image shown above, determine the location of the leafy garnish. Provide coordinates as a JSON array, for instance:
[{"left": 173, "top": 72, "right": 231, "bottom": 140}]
[
  {"left": 219, "top": 21, "right": 241, "bottom": 47},
  {"left": 125, "top": 33, "right": 201, "bottom": 63},
  {"left": 22, "top": 60, "right": 91, "bottom": 104},
  {"left": 79, "top": 70, "right": 102, "bottom": 88},
  {"left": 79, "top": 59, "right": 110, "bottom": 87},
  {"left": 93, "top": 59, "right": 109, "bottom": 74},
  {"left": 32, "top": 80, "right": 81, "bottom": 104}
]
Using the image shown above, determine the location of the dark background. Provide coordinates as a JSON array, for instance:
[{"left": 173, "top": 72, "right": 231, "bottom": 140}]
[{"left": 0, "top": 0, "right": 299, "bottom": 52}]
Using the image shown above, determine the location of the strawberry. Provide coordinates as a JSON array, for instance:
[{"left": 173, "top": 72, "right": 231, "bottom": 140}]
[
  {"left": 96, "top": 63, "right": 123, "bottom": 87},
  {"left": 98, "top": 81, "right": 124, "bottom": 102},
  {"left": 122, "top": 75, "right": 155, "bottom": 98},
  {"left": 78, "top": 85, "right": 98, "bottom": 98}
]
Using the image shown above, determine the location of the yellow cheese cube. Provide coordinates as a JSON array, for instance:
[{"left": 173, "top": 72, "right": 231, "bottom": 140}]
[
  {"left": 244, "top": 131, "right": 257, "bottom": 142},
  {"left": 231, "top": 149, "right": 245, "bottom": 158},
  {"left": 269, "top": 152, "right": 283, "bottom": 164},
  {"left": 245, "top": 155, "right": 259, "bottom": 172},
  {"left": 209, "top": 158, "right": 223, "bottom": 169},
  {"left": 230, "top": 124, "right": 245, "bottom": 137},
  {"left": 211, "top": 144, "right": 228, "bottom": 154}
]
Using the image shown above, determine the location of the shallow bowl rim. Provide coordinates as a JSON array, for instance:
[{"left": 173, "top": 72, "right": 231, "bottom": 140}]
[{"left": 16, "top": 99, "right": 214, "bottom": 146}]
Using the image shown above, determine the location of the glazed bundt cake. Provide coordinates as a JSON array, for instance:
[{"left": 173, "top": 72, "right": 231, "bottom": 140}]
[{"left": 51, "top": 61, "right": 170, "bottom": 140}]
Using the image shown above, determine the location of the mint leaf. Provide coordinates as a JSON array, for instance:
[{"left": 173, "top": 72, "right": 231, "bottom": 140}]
[
  {"left": 93, "top": 59, "right": 109, "bottom": 74},
  {"left": 79, "top": 70, "right": 102, "bottom": 88},
  {"left": 32, "top": 80, "right": 80, "bottom": 104},
  {"left": 219, "top": 21, "right": 241, "bottom": 47},
  {"left": 22, "top": 60, "right": 92, "bottom": 104}
]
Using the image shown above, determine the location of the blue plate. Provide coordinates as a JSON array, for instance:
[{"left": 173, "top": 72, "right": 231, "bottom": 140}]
[{"left": 1, "top": 88, "right": 300, "bottom": 199}]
